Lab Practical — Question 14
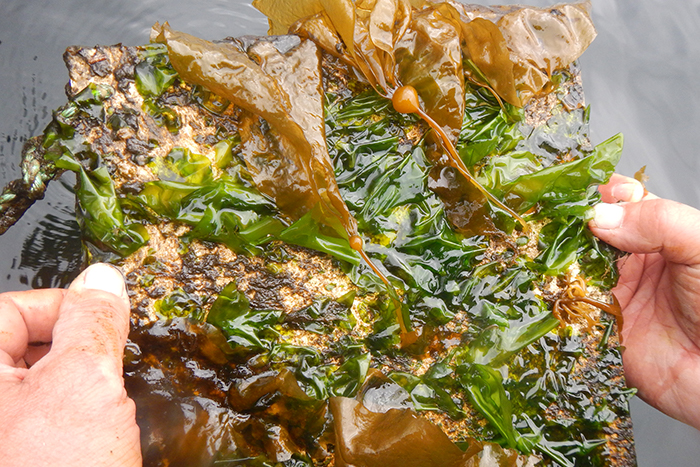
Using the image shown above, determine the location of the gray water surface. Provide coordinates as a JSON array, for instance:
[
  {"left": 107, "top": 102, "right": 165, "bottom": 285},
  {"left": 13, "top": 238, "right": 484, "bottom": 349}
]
[{"left": 1, "top": 0, "right": 699, "bottom": 465}]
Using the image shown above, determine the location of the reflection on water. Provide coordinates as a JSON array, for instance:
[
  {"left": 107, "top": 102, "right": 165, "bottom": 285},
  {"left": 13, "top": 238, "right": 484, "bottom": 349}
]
[
  {"left": 16, "top": 177, "right": 82, "bottom": 289},
  {"left": 2, "top": 175, "right": 82, "bottom": 289},
  {"left": 18, "top": 212, "right": 81, "bottom": 289},
  {"left": 1, "top": 0, "right": 699, "bottom": 465}
]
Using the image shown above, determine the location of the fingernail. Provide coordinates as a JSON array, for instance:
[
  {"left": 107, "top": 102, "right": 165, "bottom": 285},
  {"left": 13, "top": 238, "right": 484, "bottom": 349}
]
[
  {"left": 592, "top": 203, "right": 624, "bottom": 230},
  {"left": 612, "top": 181, "right": 644, "bottom": 203},
  {"left": 72, "top": 263, "right": 127, "bottom": 300}
]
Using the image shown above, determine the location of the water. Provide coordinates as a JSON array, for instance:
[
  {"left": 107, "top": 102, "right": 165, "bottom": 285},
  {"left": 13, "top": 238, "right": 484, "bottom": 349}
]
[{"left": 1, "top": 0, "right": 699, "bottom": 464}]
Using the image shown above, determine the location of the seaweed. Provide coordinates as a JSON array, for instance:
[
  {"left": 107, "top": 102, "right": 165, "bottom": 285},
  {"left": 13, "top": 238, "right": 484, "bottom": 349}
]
[{"left": 0, "top": 2, "right": 635, "bottom": 465}]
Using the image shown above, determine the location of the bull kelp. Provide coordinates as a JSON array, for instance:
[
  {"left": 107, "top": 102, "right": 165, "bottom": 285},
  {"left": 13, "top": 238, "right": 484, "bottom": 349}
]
[{"left": 0, "top": 1, "right": 635, "bottom": 466}]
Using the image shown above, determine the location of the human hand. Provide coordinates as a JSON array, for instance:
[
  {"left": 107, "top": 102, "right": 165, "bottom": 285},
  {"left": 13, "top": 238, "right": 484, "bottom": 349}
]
[
  {"left": 0, "top": 263, "right": 142, "bottom": 466},
  {"left": 589, "top": 174, "right": 700, "bottom": 430}
]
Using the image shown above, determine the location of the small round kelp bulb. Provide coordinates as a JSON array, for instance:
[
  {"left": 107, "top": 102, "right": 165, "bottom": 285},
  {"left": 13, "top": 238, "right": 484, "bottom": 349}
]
[
  {"left": 392, "top": 86, "right": 420, "bottom": 114},
  {"left": 349, "top": 235, "right": 364, "bottom": 251}
]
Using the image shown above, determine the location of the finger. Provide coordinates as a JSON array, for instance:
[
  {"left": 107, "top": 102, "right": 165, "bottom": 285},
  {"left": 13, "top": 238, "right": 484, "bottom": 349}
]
[
  {"left": 598, "top": 174, "right": 646, "bottom": 204},
  {"left": 0, "top": 289, "right": 65, "bottom": 365},
  {"left": 590, "top": 198, "right": 700, "bottom": 265},
  {"left": 0, "top": 350, "right": 15, "bottom": 368},
  {"left": 47, "top": 263, "right": 130, "bottom": 377}
]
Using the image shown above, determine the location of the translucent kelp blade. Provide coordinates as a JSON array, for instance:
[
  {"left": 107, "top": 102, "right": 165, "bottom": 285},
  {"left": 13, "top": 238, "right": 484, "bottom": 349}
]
[
  {"left": 497, "top": 2, "right": 596, "bottom": 77},
  {"left": 290, "top": 12, "right": 350, "bottom": 63},
  {"left": 410, "top": 0, "right": 596, "bottom": 105},
  {"left": 353, "top": 0, "right": 413, "bottom": 92},
  {"left": 442, "top": 0, "right": 596, "bottom": 103},
  {"left": 330, "top": 396, "right": 531, "bottom": 466},
  {"left": 315, "top": 0, "right": 393, "bottom": 92},
  {"left": 394, "top": 5, "right": 464, "bottom": 143},
  {"left": 331, "top": 397, "right": 474, "bottom": 466},
  {"left": 321, "top": 0, "right": 357, "bottom": 56},
  {"left": 498, "top": 3, "right": 596, "bottom": 101},
  {"left": 253, "top": 0, "right": 362, "bottom": 75},
  {"left": 257, "top": 0, "right": 411, "bottom": 94},
  {"left": 243, "top": 38, "right": 358, "bottom": 235},
  {"left": 252, "top": 0, "right": 325, "bottom": 35},
  {"left": 361, "top": 0, "right": 412, "bottom": 87},
  {"left": 459, "top": 17, "right": 520, "bottom": 107},
  {"left": 152, "top": 23, "right": 358, "bottom": 240}
]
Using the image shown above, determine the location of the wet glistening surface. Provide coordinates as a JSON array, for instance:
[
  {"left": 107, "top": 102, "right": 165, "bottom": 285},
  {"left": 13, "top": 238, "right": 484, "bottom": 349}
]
[{"left": 1, "top": 0, "right": 699, "bottom": 464}]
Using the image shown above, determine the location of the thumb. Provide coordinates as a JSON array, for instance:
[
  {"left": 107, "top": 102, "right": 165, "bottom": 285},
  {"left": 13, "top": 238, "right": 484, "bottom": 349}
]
[
  {"left": 47, "top": 263, "right": 130, "bottom": 375},
  {"left": 589, "top": 198, "right": 700, "bottom": 265}
]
